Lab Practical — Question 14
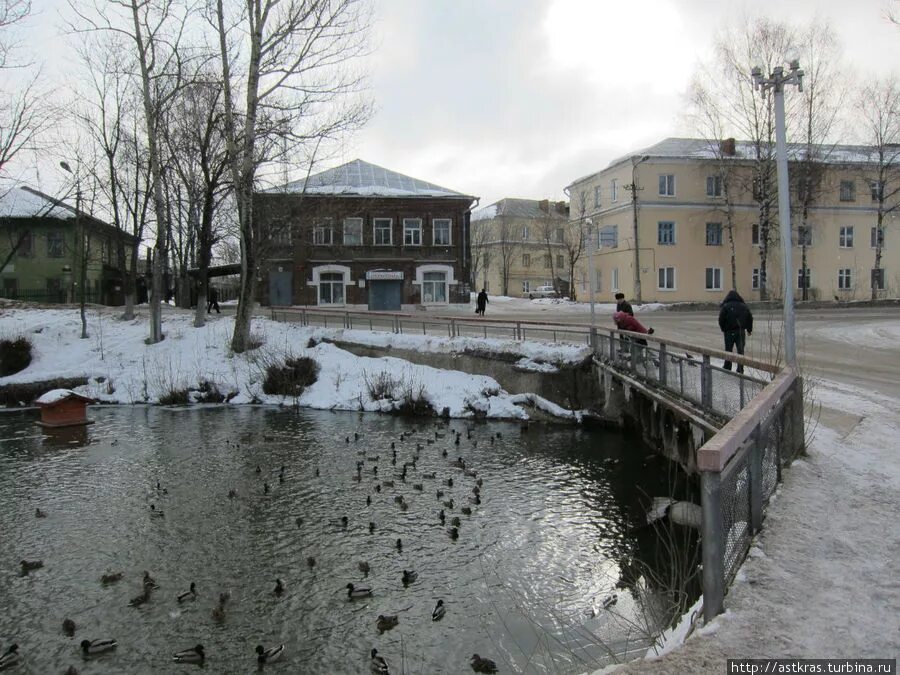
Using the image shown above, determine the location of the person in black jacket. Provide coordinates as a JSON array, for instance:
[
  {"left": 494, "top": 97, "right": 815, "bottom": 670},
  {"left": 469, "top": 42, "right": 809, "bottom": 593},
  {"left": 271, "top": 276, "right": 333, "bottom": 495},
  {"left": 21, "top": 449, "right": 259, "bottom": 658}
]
[
  {"left": 718, "top": 290, "right": 753, "bottom": 373},
  {"left": 475, "top": 289, "right": 488, "bottom": 316},
  {"left": 614, "top": 292, "right": 634, "bottom": 316}
]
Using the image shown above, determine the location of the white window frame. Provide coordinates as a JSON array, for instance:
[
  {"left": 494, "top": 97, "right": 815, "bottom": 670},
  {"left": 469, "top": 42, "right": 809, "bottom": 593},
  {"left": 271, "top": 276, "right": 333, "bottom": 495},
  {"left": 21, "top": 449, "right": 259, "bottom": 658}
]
[
  {"left": 705, "top": 267, "right": 722, "bottom": 291},
  {"left": 838, "top": 268, "right": 853, "bottom": 290},
  {"left": 659, "top": 174, "right": 675, "bottom": 197},
  {"left": 839, "top": 225, "right": 854, "bottom": 248},
  {"left": 556, "top": 254, "right": 565, "bottom": 268},
  {"left": 310, "top": 264, "right": 351, "bottom": 307},
  {"left": 658, "top": 266, "right": 676, "bottom": 291},
  {"left": 752, "top": 268, "right": 760, "bottom": 290},
  {"left": 611, "top": 267, "right": 619, "bottom": 292},
  {"left": 522, "top": 253, "right": 531, "bottom": 267},
  {"left": 657, "top": 221, "right": 676, "bottom": 245},
  {"left": 594, "top": 186, "right": 602, "bottom": 208},
  {"left": 414, "top": 263, "right": 456, "bottom": 305},
  {"left": 433, "top": 218, "right": 451, "bottom": 246},
  {"left": 313, "top": 220, "right": 334, "bottom": 245},
  {"left": 343, "top": 217, "right": 363, "bottom": 246},
  {"left": 611, "top": 179, "right": 618, "bottom": 202},
  {"left": 595, "top": 268, "right": 602, "bottom": 292},
  {"left": 872, "top": 268, "right": 885, "bottom": 291},
  {"left": 706, "top": 175, "right": 723, "bottom": 197},
  {"left": 870, "top": 181, "right": 884, "bottom": 201},
  {"left": 839, "top": 180, "right": 855, "bottom": 202},
  {"left": 555, "top": 228, "right": 564, "bottom": 243},
  {"left": 599, "top": 225, "right": 618, "bottom": 248},
  {"left": 522, "top": 280, "right": 531, "bottom": 293},
  {"left": 373, "top": 218, "right": 393, "bottom": 246},
  {"left": 706, "top": 222, "right": 722, "bottom": 246},
  {"left": 871, "top": 226, "right": 884, "bottom": 249},
  {"left": 798, "top": 267, "right": 813, "bottom": 290},
  {"left": 521, "top": 225, "right": 529, "bottom": 241},
  {"left": 403, "top": 218, "right": 422, "bottom": 246}
]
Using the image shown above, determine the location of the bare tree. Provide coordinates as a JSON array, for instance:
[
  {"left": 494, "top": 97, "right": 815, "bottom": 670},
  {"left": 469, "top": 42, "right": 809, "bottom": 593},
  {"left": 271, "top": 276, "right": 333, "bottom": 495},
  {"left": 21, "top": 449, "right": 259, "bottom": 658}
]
[
  {"left": 536, "top": 203, "right": 562, "bottom": 295},
  {"left": 492, "top": 217, "right": 520, "bottom": 297},
  {"left": 210, "top": 0, "right": 372, "bottom": 353},
  {"left": 469, "top": 216, "right": 491, "bottom": 290},
  {"left": 857, "top": 76, "right": 900, "bottom": 299}
]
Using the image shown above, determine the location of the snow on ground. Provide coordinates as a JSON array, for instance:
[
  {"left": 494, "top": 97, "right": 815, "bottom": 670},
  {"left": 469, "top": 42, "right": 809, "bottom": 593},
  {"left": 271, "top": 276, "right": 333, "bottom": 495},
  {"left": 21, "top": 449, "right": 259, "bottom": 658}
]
[
  {"left": 0, "top": 306, "right": 577, "bottom": 420},
  {"left": 814, "top": 322, "right": 900, "bottom": 350}
]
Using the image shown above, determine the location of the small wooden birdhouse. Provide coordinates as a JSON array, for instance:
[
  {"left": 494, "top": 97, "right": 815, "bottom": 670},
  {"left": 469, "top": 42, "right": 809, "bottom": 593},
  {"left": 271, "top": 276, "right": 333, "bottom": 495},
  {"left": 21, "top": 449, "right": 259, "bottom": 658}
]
[{"left": 35, "top": 389, "right": 96, "bottom": 428}]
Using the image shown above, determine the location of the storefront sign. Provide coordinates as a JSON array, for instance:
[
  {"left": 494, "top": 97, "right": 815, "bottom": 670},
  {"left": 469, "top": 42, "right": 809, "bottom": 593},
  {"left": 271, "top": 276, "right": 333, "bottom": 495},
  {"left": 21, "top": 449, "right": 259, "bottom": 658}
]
[{"left": 365, "top": 270, "right": 404, "bottom": 281}]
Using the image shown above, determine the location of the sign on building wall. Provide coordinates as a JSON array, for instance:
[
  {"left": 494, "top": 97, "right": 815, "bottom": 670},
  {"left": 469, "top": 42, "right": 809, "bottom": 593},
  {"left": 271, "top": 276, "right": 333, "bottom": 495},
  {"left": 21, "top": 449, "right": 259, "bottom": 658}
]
[{"left": 365, "top": 270, "right": 404, "bottom": 280}]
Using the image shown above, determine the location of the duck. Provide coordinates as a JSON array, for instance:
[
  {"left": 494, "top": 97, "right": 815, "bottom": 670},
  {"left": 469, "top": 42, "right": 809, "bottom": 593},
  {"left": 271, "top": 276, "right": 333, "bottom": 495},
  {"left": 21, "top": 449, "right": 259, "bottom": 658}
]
[
  {"left": 432, "top": 599, "right": 446, "bottom": 621},
  {"left": 296, "top": 517, "right": 303, "bottom": 528},
  {"left": 101, "top": 571, "right": 123, "bottom": 584},
  {"left": 370, "top": 648, "right": 389, "bottom": 674},
  {"left": 172, "top": 644, "right": 205, "bottom": 664},
  {"left": 369, "top": 521, "right": 376, "bottom": 533},
  {"left": 471, "top": 653, "right": 498, "bottom": 673},
  {"left": 256, "top": 644, "right": 284, "bottom": 664},
  {"left": 443, "top": 499, "right": 454, "bottom": 509},
  {"left": 376, "top": 614, "right": 398, "bottom": 633},
  {"left": 228, "top": 489, "right": 238, "bottom": 499},
  {"left": 256, "top": 465, "right": 262, "bottom": 474},
  {"left": 274, "top": 578, "right": 285, "bottom": 595},
  {"left": 393, "top": 495, "right": 404, "bottom": 504},
  {"left": 20, "top": 559, "right": 43, "bottom": 574},
  {"left": 412, "top": 483, "right": 423, "bottom": 491},
  {"left": 80, "top": 638, "right": 117, "bottom": 656},
  {"left": 142, "top": 571, "right": 159, "bottom": 590},
  {"left": 358, "top": 561, "right": 370, "bottom": 576},
  {"left": 307, "top": 556, "right": 316, "bottom": 569},
  {"left": 264, "top": 482, "right": 270, "bottom": 494},
  {"left": 62, "top": 618, "right": 76, "bottom": 636},
  {"left": 315, "top": 467, "right": 320, "bottom": 477},
  {"left": 436, "top": 489, "right": 445, "bottom": 499},
  {"left": 149, "top": 504, "right": 164, "bottom": 518},
  {"left": 438, "top": 509, "right": 445, "bottom": 524},
  {"left": 441, "top": 447, "right": 447, "bottom": 457},
  {"left": 476, "top": 478, "right": 483, "bottom": 487},
  {"left": 469, "top": 495, "right": 482, "bottom": 506},
  {"left": 64, "top": 666, "right": 78, "bottom": 675},
  {"left": 35, "top": 507, "right": 47, "bottom": 518},
  {"left": 421, "top": 472, "right": 436, "bottom": 479},
  {"left": 395, "top": 538, "right": 402, "bottom": 551},
  {"left": 448, "top": 526, "right": 459, "bottom": 540},
  {"left": 445, "top": 478, "right": 453, "bottom": 487},
  {"left": 177, "top": 582, "right": 197, "bottom": 603},
  {"left": 128, "top": 589, "right": 150, "bottom": 607},
  {"left": 366, "top": 495, "right": 371, "bottom": 506},
  {"left": 0, "top": 645, "right": 21, "bottom": 670},
  {"left": 450, "top": 516, "right": 461, "bottom": 527},
  {"left": 464, "top": 468, "right": 478, "bottom": 478},
  {"left": 399, "top": 501, "right": 409, "bottom": 512},
  {"left": 461, "top": 506, "right": 473, "bottom": 516},
  {"left": 453, "top": 457, "right": 466, "bottom": 468},
  {"left": 401, "top": 569, "right": 418, "bottom": 585},
  {"left": 211, "top": 602, "right": 226, "bottom": 622},
  {"left": 346, "top": 583, "right": 372, "bottom": 599},
  {"left": 340, "top": 516, "right": 349, "bottom": 528}
]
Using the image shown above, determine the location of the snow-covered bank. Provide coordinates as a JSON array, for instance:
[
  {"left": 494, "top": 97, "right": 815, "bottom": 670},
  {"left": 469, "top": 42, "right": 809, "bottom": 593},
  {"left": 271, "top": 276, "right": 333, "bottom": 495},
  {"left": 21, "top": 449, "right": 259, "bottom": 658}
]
[{"left": 0, "top": 306, "right": 584, "bottom": 420}]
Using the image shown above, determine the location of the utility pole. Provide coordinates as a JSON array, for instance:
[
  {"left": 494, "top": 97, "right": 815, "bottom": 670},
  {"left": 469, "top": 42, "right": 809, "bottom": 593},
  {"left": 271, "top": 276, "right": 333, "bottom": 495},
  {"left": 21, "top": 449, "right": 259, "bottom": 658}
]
[
  {"left": 60, "top": 161, "right": 88, "bottom": 339},
  {"left": 624, "top": 155, "right": 649, "bottom": 303},
  {"left": 752, "top": 61, "right": 804, "bottom": 368},
  {"left": 585, "top": 218, "right": 595, "bottom": 328}
]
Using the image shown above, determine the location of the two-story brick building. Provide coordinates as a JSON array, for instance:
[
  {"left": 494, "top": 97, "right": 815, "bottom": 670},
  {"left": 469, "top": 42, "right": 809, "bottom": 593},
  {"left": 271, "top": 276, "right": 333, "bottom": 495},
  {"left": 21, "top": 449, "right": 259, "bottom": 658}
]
[{"left": 254, "top": 160, "right": 476, "bottom": 309}]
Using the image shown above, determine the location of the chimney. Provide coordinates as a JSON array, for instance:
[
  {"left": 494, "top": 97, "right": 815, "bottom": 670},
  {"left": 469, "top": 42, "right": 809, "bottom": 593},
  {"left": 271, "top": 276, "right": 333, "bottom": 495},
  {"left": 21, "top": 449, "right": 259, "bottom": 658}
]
[
  {"left": 720, "top": 138, "right": 736, "bottom": 157},
  {"left": 538, "top": 199, "right": 549, "bottom": 213}
]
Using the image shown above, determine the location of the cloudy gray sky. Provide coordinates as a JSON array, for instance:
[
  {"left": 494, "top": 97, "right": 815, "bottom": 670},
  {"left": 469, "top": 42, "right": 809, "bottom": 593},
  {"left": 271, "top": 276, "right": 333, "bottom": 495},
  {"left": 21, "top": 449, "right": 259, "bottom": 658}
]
[{"left": 344, "top": 0, "right": 899, "bottom": 208}]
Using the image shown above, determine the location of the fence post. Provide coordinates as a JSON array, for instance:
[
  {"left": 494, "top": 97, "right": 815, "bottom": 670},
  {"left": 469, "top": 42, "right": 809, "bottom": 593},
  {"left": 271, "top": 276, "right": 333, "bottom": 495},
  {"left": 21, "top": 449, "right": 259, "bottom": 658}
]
[
  {"left": 659, "top": 343, "right": 668, "bottom": 386},
  {"left": 749, "top": 427, "right": 764, "bottom": 534},
  {"left": 701, "top": 470, "right": 725, "bottom": 621},
  {"left": 449, "top": 319, "right": 456, "bottom": 338},
  {"left": 344, "top": 312, "right": 350, "bottom": 329},
  {"left": 589, "top": 326, "right": 598, "bottom": 354},
  {"left": 701, "top": 355, "right": 713, "bottom": 409},
  {"left": 516, "top": 322, "right": 522, "bottom": 340},
  {"left": 787, "top": 374, "right": 805, "bottom": 461}
]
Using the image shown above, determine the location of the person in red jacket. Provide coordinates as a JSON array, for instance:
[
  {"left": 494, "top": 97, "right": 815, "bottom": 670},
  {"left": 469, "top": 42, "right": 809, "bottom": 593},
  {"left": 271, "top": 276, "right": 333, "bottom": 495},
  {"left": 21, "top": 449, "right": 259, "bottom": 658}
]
[{"left": 613, "top": 311, "right": 655, "bottom": 346}]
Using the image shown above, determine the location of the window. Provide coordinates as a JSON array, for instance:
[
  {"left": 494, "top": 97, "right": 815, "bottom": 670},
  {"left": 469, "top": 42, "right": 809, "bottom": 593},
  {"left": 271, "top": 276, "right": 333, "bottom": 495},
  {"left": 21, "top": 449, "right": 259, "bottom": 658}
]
[
  {"left": 871, "top": 227, "right": 884, "bottom": 249},
  {"left": 705, "top": 267, "right": 722, "bottom": 291},
  {"left": 343, "top": 218, "right": 362, "bottom": 245},
  {"left": 658, "top": 266, "right": 676, "bottom": 290},
  {"left": 611, "top": 268, "right": 619, "bottom": 291},
  {"left": 319, "top": 272, "right": 344, "bottom": 305},
  {"left": 838, "top": 268, "right": 853, "bottom": 290},
  {"left": 752, "top": 223, "right": 760, "bottom": 246},
  {"left": 658, "top": 174, "right": 675, "bottom": 196},
  {"left": 433, "top": 218, "right": 451, "bottom": 246},
  {"left": 521, "top": 225, "right": 529, "bottom": 241},
  {"left": 706, "top": 175, "right": 723, "bottom": 197},
  {"left": 796, "top": 226, "right": 812, "bottom": 247},
  {"left": 271, "top": 220, "right": 292, "bottom": 245},
  {"left": 543, "top": 255, "right": 551, "bottom": 269},
  {"left": 594, "top": 186, "right": 602, "bottom": 208},
  {"left": 599, "top": 225, "right": 618, "bottom": 248},
  {"left": 752, "top": 268, "right": 760, "bottom": 290},
  {"left": 611, "top": 179, "right": 618, "bottom": 202},
  {"left": 403, "top": 218, "right": 422, "bottom": 246},
  {"left": 373, "top": 218, "right": 392, "bottom": 245},
  {"left": 595, "top": 269, "right": 602, "bottom": 292},
  {"left": 871, "top": 181, "right": 884, "bottom": 201},
  {"left": 706, "top": 223, "right": 722, "bottom": 246},
  {"left": 18, "top": 231, "right": 33, "bottom": 257},
  {"left": 47, "top": 231, "right": 64, "bottom": 258},
  {"left": 422, "top": 271, "right": 447, "bottom": 303},
  {"left": 839, "top": 226, "right": 854, "bottom": 248},
  {"left": 840, "top": 180, "right": 856, "bottom": 202},
  {"left": 522, "top": 254, "right": 531, "bottom": 267},
  {"left": 657, "top": 221, "right": 675, "bottom": 245},
  {"left": 555, "top": 228, "right": 564, "bottom": 243},
  {"left": 872, "top": 268, "right": 885, "bottom": 291},
  {"left": 522, "top": 280, "right": 531, "bottom": 293},
  {"left": 798, "top": 268, "right": 812, "bottom": 289},
  {"left": 313, "top": 220, "right": 334, "bottom": 245},
  {"left": 556, "top": 254, "right": 565, "bottom": 268}
]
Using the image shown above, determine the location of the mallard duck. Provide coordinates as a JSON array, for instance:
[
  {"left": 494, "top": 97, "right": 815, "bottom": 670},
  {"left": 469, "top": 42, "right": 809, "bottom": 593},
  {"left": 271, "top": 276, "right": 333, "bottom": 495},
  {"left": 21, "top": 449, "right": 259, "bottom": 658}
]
[
  {"left": 475, "top": 478, "right": 483, "bottom": 487},
  {"left": 340, "top": 516, "right": 349, "bottom": 528},
  {"left": 450, "top": 517, "right": 461, "bottom": 527},
  {"left": 422, "top": 472, "right": 436, "bottom": 479},
  {"left": 296, "top": 516, "right": 303, "bottom": 527},
  {"left": 370, "top": 648, "right": 389, "bottom": 673},
  {"left": 64, "top": 666, "right": 78, "bottom": 675},
  {"left": 128, "top": 589, "right": 150, "bottom": 607},
  {"left": 346, "top": 583, "right": 372, "bottom": 599},
  {"left": 256, "top": 644, "right": 284, "bottom": 664},
  {"left": 20, "top": 559, "right": 43, "bottom": 574},
  {"left": 256, "top": 465, "right": 262, "bottom": 473},
  {"left": 453, "top": 457, "right": 466, "bottom": 468},
  {"left": 177, "top": 582, "right": 197, "bottom": 603},
  {"left": 438, "top": 509, "right": 445, "bottom": 524},
  {"left": 80, "top": 638, "right": 117, "bottom": 655},
  {"left": 393, "top": 495, "right": 404, "bottom": 504},
  {"left": 63, "top": 618, "right": 76, "bottom": 636},
  {"left": 376, "top": 614, "right": 398, "bottom": 633},
  {"left": 358, "top": 561, "right": 370, "bottom": 576},
  {"left": 101, "top": 571, "right": 123, "bottom": 584},
  {"left": 461, "top": 506, "right": 472, "bottom": 516},
  {"left": 399, "top": 501, "right": 408, "bottom": 512},
  {"left": 441, "top": 447, "right": 447, "bottom": 456},
  {"left": 401, "top": 569, "right": 417, "bottom": 585},
  {"left": 432, "top": 599, "right": 445, "bottom": 621},
  {"left": 149, "top": 504, "right": 164, "bottom": 518},
  {"left": 35, "top": 507, "right": 47, "bottom": 518},
  {"left": 382, "top": 480, "right": 394, "bottom": 488},
  {"left": 445, "top": 478, "right": 453, "bottom": 487},
  {"left": 443, "top": 499, "right": 454, "bottom": 509},
  {"left": 264, "top": 482, "right": 270, "bottom": 494},
  {"left": 172, "top": 645, "right": 205, "bottom": 664},
  {"left": 211, "top": 602, "right": 226, "bottom": 622},
  {"left": 448, "top": 526, "right": 459, "bottom": 540},
  {"left": 368, "top": 522, "right": 376, "bottom": 533},
  {"left": 395, "top": 538, "right": 402, "bottom": 551},
  {"left": 315, "top": 467, "right": 320, "bottom": 477},
  {"left": 469, "top": 495, "right": 481, "bottom": 505},
  {"left": 454, "top": 436, "right": 460, "bottom": 446},
  {"left": 471, "top": 653, "right": 498, "bottom": 673},
  {"left": 274, "top": 579, "right": 285, "bottom": 595},
  {"left": 436, "top": 489, "right": 445, "bottom": 499},
  {"left": 142, "top": 571, "right": 159, "bottom": 590},
  {"left": 412, "top": 484, "right": 423, "bottom": 491},
  {"left": 307, "top": 556, "right": 316, "bottom": 569},
  {"left": 366, "top": 495, "right": 371, "bottom": 506},
  {"left": 464, "top": 468, "right": 478, "bottom": 478},
  {"left": 496, "top": 432, "right": 502, "bottom": 439},
  {"left": 0, "top": 645, "right": 21, "bottom": 670}
]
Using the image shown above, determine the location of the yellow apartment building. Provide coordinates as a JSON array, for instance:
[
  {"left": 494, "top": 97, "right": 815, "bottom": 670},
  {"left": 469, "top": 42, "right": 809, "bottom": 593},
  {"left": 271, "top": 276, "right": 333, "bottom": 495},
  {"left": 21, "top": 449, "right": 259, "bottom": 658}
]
[{"left": 566, "top": 137, "right": 898, "bottom": 304}]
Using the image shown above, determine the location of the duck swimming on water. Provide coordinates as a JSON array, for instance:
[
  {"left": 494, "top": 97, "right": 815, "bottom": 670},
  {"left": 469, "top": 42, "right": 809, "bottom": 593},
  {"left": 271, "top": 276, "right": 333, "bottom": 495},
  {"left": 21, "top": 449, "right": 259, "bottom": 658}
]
[
  {"left": 256, "top": 644, "right": 284, "bottom": 664},
  {"left": 172, "top": 645, "right": 205, "bottom": 664},
  {"left": 177, "top": 582, "right": 196, "bottom": 603},
  {"left": 432, "top": 599, "right": 446, "bottom": 621},
  {"left": 346, "top": 583, "right": 372, "bottom": 599},
  {"left": 80, "top": 638, "right": 117, "bottom": 656}
]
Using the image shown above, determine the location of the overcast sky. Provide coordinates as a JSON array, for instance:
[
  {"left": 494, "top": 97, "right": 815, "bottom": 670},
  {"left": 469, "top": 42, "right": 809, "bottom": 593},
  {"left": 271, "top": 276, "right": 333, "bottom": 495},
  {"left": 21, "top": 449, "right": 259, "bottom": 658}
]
[
  {"left": 344, "top": 0, "right": 899, "bottom": 208},
  {"left": 11, "top": 0, "right": 900, "bottom": 209}
]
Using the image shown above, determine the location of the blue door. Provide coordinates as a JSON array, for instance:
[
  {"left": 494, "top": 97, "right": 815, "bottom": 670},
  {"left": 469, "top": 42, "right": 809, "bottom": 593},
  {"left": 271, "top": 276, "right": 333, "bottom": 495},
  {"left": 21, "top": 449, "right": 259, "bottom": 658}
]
[
  {"left": 268, "top": 270, "right": 293, "bottom": 306},
  {"left": 368, "top": 280, "right": 402, "bottom": 311}
]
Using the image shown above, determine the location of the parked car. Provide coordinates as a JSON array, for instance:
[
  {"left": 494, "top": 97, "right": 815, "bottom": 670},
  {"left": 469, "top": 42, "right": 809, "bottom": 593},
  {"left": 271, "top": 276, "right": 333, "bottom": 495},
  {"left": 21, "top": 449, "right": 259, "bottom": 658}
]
[{"left": 527, "top": 285, "right": 558, "bottom": 299}]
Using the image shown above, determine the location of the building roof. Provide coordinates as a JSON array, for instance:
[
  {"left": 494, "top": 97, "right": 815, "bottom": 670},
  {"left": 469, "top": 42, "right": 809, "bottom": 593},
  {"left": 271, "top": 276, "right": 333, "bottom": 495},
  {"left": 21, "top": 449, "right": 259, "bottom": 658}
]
[
  {"left": 472, "top": 197, "right": 569, "bottom": 222},
  {"left": 0, "top": 184, "right": 76, "bottom": 219},
  {"left": 262, "top": 159, "right": 474, "bottom": 200}
]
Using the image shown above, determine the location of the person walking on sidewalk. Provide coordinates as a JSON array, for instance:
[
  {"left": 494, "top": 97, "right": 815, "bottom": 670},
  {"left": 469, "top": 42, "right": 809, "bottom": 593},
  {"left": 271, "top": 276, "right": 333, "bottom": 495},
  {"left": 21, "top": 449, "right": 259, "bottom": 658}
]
[
  {"left": 207, "top": 286, "right": 221, "bottom": 314},
  {"left": 718, "top": 289, "right": 753, "bottom": 373},
  {"left": 476, "top": 288, "right": 489, "bottom": 316}
]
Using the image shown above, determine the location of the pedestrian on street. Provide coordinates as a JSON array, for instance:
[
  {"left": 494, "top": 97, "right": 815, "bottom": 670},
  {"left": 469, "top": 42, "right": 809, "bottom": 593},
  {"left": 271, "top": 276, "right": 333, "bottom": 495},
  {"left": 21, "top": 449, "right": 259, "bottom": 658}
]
[
  {"left": 718, "top": 289, "right": 753, "bottom": 373},
  {"left": 476, "top": 288, "right": 488, "bottom": 316},
  {"left": 614, "top": 292, "right": 634, "bottom": 316},
  {"left": 207, "top": 286, "right": 221, "bottom": 314},
  {"left": 613, "top": 311, "right": 654, "bottom": 346}
]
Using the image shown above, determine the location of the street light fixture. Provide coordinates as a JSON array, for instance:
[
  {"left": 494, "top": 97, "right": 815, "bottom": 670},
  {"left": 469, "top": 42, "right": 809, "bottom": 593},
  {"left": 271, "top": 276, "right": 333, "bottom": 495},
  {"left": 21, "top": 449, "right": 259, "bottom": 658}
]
[
  {"left": 624, "top": 154, "right": 650, "bottom": 303},
  {"left": 751, "top": 60, "right": 804, "bottom": 367}
]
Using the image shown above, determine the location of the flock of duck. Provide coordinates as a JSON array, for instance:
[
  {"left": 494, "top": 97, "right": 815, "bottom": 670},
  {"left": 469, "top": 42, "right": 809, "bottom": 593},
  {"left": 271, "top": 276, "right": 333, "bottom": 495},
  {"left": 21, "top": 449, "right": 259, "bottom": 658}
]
[{"left": 4, "top": 421, "right": 510, "bottom": 673}]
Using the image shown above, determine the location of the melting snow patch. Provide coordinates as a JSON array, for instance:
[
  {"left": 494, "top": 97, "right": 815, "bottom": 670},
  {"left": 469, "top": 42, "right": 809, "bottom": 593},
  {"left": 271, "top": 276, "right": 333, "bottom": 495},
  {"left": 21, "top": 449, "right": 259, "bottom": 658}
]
[
  {"left": 748, "top": 546, "right": 766, "bottom": 558},
  {"left": 514, "top": 358, "right": 559, "bottom": 373}
]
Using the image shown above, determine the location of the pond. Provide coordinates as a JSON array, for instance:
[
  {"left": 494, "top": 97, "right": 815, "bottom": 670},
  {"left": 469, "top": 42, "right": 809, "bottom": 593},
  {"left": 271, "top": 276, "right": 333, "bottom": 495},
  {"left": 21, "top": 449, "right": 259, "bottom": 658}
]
[{"left": 0, "top": 406, "right": 691, "bottom": 674}]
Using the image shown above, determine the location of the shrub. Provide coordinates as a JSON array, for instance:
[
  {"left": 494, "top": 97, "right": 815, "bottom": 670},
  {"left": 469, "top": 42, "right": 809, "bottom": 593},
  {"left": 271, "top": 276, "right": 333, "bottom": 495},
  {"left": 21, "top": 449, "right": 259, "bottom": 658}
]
[
  {"left": 262, "top": 356, "right": 319, "bottom": 396},
  {"left": 195, "top": 380, "right": 226, "bottom": 403},
  {"left": 0, "top": 336, "right": 33, "bottom": 376},
  {"left": 396, "top": 382, "right": 435, "bottom": 417},
  {"left": 159, "top": 388, "right": 190, "bottom": 406},
  {"left": 363, "top": 370, "right": 400, "bottom": 400}
]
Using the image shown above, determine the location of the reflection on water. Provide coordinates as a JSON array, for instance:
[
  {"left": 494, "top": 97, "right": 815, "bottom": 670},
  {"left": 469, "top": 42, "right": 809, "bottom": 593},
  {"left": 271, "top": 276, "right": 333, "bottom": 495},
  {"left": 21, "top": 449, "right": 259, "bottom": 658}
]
[{"left": 0, "top": 406, "right": 687, "bottom": 674}]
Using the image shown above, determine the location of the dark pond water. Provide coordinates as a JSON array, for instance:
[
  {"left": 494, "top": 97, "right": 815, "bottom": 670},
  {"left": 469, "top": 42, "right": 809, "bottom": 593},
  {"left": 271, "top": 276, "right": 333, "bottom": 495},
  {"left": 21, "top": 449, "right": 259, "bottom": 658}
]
[{"left": 0, "top": 406, "right": 684, "bottom": 674}]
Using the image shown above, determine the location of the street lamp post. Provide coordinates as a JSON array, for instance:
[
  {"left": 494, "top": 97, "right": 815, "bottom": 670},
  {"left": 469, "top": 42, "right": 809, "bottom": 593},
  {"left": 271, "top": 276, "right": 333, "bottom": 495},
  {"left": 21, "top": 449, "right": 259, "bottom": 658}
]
[
  {"left": 624, "top": 155, "right": 650, "bottom": 303},
  {"left": 585, "top": 218, "right": 596, "bottom": 328},
  {"left": 60, "top": 161, "right": 88, "bottom": 339},
  {"left": 752, "top": 61, "right": 804, "bottom": 368}
]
